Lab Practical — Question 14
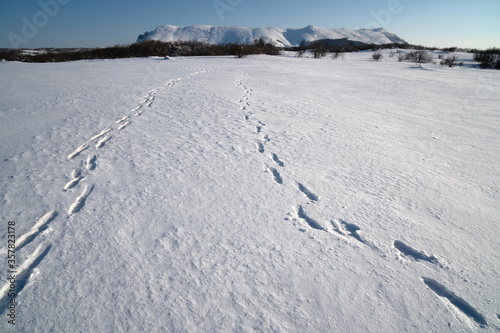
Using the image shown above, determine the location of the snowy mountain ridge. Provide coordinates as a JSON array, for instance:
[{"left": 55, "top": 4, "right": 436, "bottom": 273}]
[{"left": 137, "top": 24, "right": 407, "bottom": 47}]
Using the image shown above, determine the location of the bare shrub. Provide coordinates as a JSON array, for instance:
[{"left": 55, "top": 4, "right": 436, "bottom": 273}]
[
  {"left": 332, "top": 51, "right": 344, "bottom": 60},
  {"left": 404, "top": 50, "right": 434, "bottom": 64},
  {"left": 312, "top": 46, "right": 327, "bottom": 59},
  {"left": 372, "top": 51, "right": 383, "bottom": 61},
  {"left": 440, "top": 55, "right": 458, "bottom": 68}
]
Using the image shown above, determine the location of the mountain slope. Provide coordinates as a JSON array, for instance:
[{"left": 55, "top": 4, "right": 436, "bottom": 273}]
[{"left": 137, "top": 24, "right": 406, "bottom": 46}]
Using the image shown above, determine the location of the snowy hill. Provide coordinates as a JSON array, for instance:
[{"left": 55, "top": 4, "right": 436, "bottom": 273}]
[
  {"left": 0, "top": 51, "right": 499, "bottom": 332},
  {"left": 137, "top": 24, "right": 406, "bottom": 46}
]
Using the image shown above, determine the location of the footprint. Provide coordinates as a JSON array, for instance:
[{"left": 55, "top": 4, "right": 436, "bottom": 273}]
[
  {"left": 422, "top": 277, "right": 487, "bottom": 328},
  {"left": 88, "top": 128, "right": 112, "bottom": 142},
  {"left": 115, "top": 115, "right": 130, "bottom": 123},
  {"left": 16, "top": 211, "right": 58, "bottom": 250},
  {"left": 331, "top": 219, "right": 364, "bottom": 243},
  {"left": 271, "top": 153, "right": 284, "bottom": 167},
  {"left": 394, "top": 240, "right": 440, "bottom": 265},
  {"left": 255, "top": 126, "right": 262, "bottom": 134},
  {"left": 64, "top": 169, "right": 83, "bottom": 190},
  {"left": 296, "top": 182, "right": 318, "bottom": 202},
  {"left": 67, "top": 144, "right": 89, "bottom": 160},
  {"left": 256, "top": 142, "right": 265, "bottom": 153},
  {"left": 68, "top": 184, "right": 94, "bottom": 215},
  {"left": 63, "top": 175, "right": 84, "bottom": 191},
  {"left": 118, "top": 120, "right": 132, "bottom": 130},
  {"left": 294, "top": 205, "right": 325, "bottom": 231},
  {"left": 86, "top": 155, "right": 97, "bottom": 171},
  {"left": 267, "top": 167, "right": 283, "bottom": 184},
  {"left": 71, "top": 169, "right": 81, "bottom": 179},
  {"left": 96, "top": 135, "right": 111, "bottom": 149},
  {"left": 0, "top": 243, "right": 52, "bottom": 315}
]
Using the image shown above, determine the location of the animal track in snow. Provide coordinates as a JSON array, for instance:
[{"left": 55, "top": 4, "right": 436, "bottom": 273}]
[
  {"left": 71, "top": 169, "right": 81, "bottom": 179},
  {"left": 118, "top": 120, "right": 132, "bottom": 130},
  {"left": 331, "top": 219, "right": 365, "bottom": 244},
  {"left": 0, "top": 243, "right": 52, "bottom": 314},
  {"left": 86, "top": 155, "right": 97, "bottom": 171},
  {"left": 256, "top": 142, "right": 265, "bottom": 153},
  {"left": 294, "top": 205, "right": 325, "bottom": 231},
  {"left": 88, "top": 128, "right": 111, "bottom": 142},
  {"left": 115, "top": 115, "right": 130, "bottom": 123},
  {"left": 68, "top": 184, "right": 94, "bottom": 215},
  {"left": 255, "top": 126, "right": 262, "bottom": 134},
  {"left": 16, "top": 211, "right": 58, "bottom": 250},
  {"left": 96, "top": 135, "right": 112, "bottom": 149},
  {"left": 422, "top": 277, "right": 488, "bottom": 328},
  {"left": 63, "top": 175, "right": 84, "bottom": 191},
  {"left": 394, "top": 240, "right": 441, "bottom": 265},
  {"left": 267, "top": 166, "right": 283, "bottom": 184},
  {"left": 271, "top": 153, "right": 284, "bottom": 167},
  {"left": 64, "top": 169, "right": 83, "bottom": 190},
  {"left": 67, "top": 144, "right": 89, "bottom": 160},
  {"left": 68, "top": 128, "right": 111, "bottom": 159},
  {"left": 296, "top": 182, "right": 319, "bottom": 202}
]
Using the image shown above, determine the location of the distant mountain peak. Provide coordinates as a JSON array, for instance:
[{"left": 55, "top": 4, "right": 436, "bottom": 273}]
[{"left": 137, "top": 24, "right": 407, "bottom": 47}]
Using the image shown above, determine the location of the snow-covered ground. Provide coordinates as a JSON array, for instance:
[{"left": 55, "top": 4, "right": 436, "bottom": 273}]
[{"left": 0, "top": 50, "right": 499, "bottom": 332}]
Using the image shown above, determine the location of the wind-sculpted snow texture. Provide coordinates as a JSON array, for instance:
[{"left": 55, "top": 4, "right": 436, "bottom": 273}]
[{"left": 0, "top": 51, "right": 498, "bottom": 332}]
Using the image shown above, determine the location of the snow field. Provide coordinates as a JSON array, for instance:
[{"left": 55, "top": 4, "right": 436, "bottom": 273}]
[{"left": 0, "top": 50, "right": 499, "bottom": 332}]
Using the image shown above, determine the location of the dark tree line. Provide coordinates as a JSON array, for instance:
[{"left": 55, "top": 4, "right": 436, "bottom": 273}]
[
  {"left": 0, "top": 39, "right": 281, "bottom": 63},
  {"left": 473, "top": 48, "right": 500, "bottom": 69}
]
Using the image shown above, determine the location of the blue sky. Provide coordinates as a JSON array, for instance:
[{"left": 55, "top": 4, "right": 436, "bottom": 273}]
[{"left": 0, "top": 0, "right": 499, "bottom": 49}]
